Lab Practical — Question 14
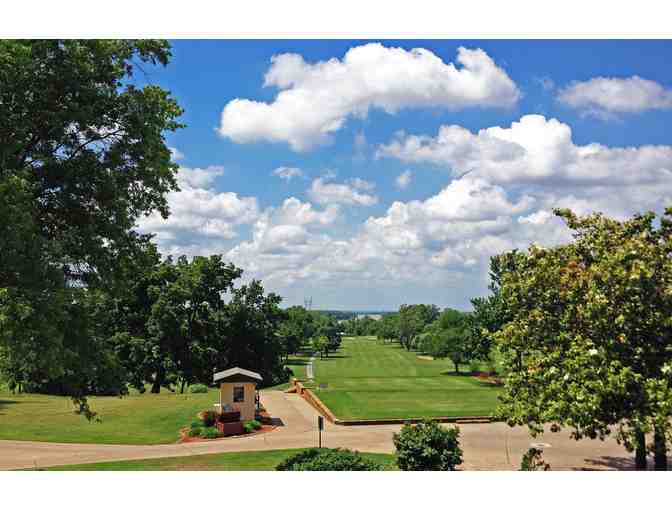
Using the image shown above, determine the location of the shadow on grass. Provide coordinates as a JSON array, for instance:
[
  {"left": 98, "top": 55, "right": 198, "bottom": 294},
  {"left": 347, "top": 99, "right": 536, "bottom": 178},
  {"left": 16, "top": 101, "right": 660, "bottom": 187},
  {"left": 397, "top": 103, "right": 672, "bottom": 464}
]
[
  {"left": 0, "top": 399, "right": 21, "bottom": 415},
  {"left": 576, "top": 455, "right": 636, "bottom": 471}
]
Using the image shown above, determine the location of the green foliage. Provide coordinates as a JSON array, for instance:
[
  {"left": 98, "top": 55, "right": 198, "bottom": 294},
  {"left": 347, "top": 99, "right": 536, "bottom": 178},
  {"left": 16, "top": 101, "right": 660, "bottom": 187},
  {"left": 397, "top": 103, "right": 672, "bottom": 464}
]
[
  {"left": 200, "top": 427, "right": 221, "bottom": 439},
  {"left": 243, "top": 422, "right": 254, "bottom": 434},
  {"left": 398, "top": 304, "right": 439, "bottom": 350},
  {"left": 312, "top": 335, "right": 330, "bottom": 359},
  {"left": 189, "top": 384, "right": 208, "bottom": 394},
  {"left": 190, "top": 419, "right": 204, "bottom": 429},
  {"left": 0, "top": 40, "right": 183, "bottom": 410},
  {"left": 246, "top": 420, "right": 262, "bottom": 431},
  {"left": 520, "top": 448, "right": 551, "bottom": 471},
  {"left": 495, "top": 208, "right": 672, "bottom": 469},
  {"left": 393, "top": 421, "right": 463, "bottom": 471},
  {"left": 277, "top": 306, "right": 316, "bottom": 359},
  {"left": 188, "top": 427, "right": 202, "bottom": 438},
  {"left": 275, "top": 448, "right": 383, "bottom": 471},
  {"left": 421, "top": 309, "right": 473, "bottom": 374}
]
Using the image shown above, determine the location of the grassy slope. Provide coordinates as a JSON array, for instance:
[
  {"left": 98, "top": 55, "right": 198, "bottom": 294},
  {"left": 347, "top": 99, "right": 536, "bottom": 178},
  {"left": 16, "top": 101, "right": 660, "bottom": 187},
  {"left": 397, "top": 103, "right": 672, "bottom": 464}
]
[
  {"left": 38, "top": 449, "right": 397, "bottom": 471},
  {"left": 0, "top": 385, "right": 218, "bottom": 445},
  {"left": 312, "top": 336, "right": 501, "bottom": 420}
]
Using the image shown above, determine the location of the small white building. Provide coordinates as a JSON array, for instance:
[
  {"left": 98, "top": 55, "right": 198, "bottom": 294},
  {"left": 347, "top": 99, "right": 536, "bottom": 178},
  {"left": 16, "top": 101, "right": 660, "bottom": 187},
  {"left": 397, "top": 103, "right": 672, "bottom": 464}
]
[{"left": 212, "top": 367, "right": 263, "bottom": 422}]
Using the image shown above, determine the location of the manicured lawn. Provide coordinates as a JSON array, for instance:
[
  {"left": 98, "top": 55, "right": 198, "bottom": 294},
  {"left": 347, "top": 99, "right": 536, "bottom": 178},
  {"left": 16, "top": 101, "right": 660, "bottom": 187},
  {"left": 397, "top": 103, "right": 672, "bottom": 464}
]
[
  {"left": 38, "top": 449, "right": 397, "bottom": 471},
  {"left": 0, "top": 385, "right": 219, "bottom": 445},
  {"left": 267, "top": 349, "right": 313, "bottom": 390},
  {"left": 311, "top": 336, "right": 501, "bottom": 420}
]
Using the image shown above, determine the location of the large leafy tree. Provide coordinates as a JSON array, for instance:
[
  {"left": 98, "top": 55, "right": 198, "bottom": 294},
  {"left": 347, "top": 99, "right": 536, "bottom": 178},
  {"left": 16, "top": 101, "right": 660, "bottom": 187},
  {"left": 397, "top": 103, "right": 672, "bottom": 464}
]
[
  {"left": 422, "top": 309, "right": 471, "bottom": 374},
  {"left": 0, "top": 40, "right": 183, "bottom": 413},
  {"left": 495, "top": 208, "right": 672, "bottom": 470},
  {"left": 398, "top": 304, "right": 439, "bottom": 350},
  {"left": 277, "top": 306, "right": 315, "bottom": 361}
]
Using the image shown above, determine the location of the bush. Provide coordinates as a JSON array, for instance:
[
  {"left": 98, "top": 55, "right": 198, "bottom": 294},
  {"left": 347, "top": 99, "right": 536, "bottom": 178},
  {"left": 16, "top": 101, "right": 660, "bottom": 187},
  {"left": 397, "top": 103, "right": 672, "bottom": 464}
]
[
  {"left": 200, "top": 427, "right": 221, "bottom": 439},
  {"left": 243, "top": 422, "right": 254, "bottom": 434},
  {"left": 188, "top": 427, "right": 202, "bottom": 437},
  {"left": 276, "top": 448, "right": 383, "bottom": 471},
  {"left": 393, "top": 420, "right": 463, "bottom": 471},
  {"left": 198, "top": 410, "right": 216, "bottom": 427},
  {"left": 190, "top": 419, "right": 204, "bottom": 429},
  {"left": 189, "top": 384, "right": 208, "bottom": 394},
  {"left": 520, "top": 448, "right": 551, "bottom": 471},
  {"left": 246, "top": 420, "right": 262, "bottom": 431}
]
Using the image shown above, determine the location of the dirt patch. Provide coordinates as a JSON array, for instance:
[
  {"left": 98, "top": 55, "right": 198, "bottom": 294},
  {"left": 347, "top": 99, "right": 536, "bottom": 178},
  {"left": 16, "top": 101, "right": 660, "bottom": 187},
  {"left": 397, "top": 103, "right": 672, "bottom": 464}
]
[{"left": 177, "top": 424, "right": 277, "bottom": 444}]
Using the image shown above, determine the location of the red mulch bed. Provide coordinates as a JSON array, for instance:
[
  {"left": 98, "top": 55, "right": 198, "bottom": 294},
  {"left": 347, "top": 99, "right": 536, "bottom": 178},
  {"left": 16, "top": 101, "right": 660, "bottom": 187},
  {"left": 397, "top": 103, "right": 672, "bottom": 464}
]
[
  {"left": 178, "top": 424, "right": 277, "bottom": 444},
  {"left": 472, "top": 371, "right": 504, "bottom": 386}
]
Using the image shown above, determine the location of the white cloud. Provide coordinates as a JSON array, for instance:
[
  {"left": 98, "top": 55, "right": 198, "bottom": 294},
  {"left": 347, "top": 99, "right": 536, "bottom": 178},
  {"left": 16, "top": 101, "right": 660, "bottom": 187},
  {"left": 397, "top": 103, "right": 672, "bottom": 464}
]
[
  {"left": 137, "top": 165, "right": 259, "bottom": 252},
  {"left": 347, "top": 177, "right": 376, "bottom": 191},
  {"left": 395, "top": 170, "right": 412, "bottom": 189},
  {"left": 218, "top": 44, "right": 520, "bottom": 151},
  {"left": 558, "top": 76, "right": 672, "bottom": 117},
  {"left": 308, "top": 177, "right": 378, "bottom": 206},
  {"left": 377, "top": 114, "right": 672, "bottom": 190},
  {"left": 169, "top": 147, "right": 185, "bottom": 161},
  {"left": 272, "top": 166, "right": 304, "bottom": 181}
]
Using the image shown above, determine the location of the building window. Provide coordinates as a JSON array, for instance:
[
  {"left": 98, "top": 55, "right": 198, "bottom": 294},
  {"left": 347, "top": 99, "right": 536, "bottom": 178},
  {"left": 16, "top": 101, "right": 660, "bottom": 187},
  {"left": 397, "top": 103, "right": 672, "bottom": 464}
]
[{"left": 233, "top": 386, "right": 244, "bottom": 403}]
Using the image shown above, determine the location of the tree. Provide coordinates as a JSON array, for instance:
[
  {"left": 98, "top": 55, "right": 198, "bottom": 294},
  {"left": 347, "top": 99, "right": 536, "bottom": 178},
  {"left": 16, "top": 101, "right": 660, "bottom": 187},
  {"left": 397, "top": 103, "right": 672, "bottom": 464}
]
[
  {"left": 468, "top": 252, "right": 519, "bottom": 361},
  {"left": 377, "top": 313, "right": 400, "bottom": 343},
  {"left": 495, "top": 208, "right": 672, "bottom": 470},
  {"left": 398, "top": 304, "right": 439, "bottom": 350},
  {"left": 312, "top": 336, "right": 330, "bottom": 359},
  {"left": 313, "top": 313, "right": 341, "bottom": 355},
  {"left": 422, "top": 309, "right": 472, "bottom": 374},
  {"left": 0, "top": 40, "right": 183, "bottom": 413},
  {"left": 277, "top": 306, "right": 315, "bottom": 361},
  {"left": 393, "top": 421, "right": 463, "bottom": 471}
]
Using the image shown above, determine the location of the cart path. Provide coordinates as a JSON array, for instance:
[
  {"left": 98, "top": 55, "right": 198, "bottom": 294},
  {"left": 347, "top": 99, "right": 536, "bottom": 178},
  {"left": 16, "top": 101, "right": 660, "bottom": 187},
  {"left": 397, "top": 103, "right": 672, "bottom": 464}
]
[{"left": 0, "top": 390, "right": 640, "bottom": 470}]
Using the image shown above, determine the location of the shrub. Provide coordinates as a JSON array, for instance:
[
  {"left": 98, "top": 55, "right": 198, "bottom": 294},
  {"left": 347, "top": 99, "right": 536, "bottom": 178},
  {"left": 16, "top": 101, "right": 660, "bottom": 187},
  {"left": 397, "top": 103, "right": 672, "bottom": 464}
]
[
  {"left": 189, "top": 384, "right": 208, "bottom": 394},
  {"left": 200, "top": 427, "right": 221, "bottom": 439},
  {"left": 190, "top": 419, "right": 204, "bottom": 429},
  {"left": 243, "top": 422, "right": 254, "bottom": 434},
  {"left": 246, "top": 420, "right": 262, "bottom": 431},
  {"left": 520, "top": 448, "right": 551, "bottom": 471},
  {"left": 198, "top": 410, "right": 216, "bottom": 427},
  {"left": 188, "top": 427, "right": 202, "bottom": 437},
  {"left": 276, "top": 448, "right": 383, "bottom": 471},
  {"left": 393, "top": 420, "right": 463, "bottom": 471}
]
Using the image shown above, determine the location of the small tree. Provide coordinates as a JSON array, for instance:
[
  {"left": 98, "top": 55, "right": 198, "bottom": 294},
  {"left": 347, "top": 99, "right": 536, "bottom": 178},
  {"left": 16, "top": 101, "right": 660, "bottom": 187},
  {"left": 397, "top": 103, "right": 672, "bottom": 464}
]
[
  {"left": 393, "top": 420, "right": 463, "bottom": 471},
  {"left": 520, "top": 448, "right": 551, "bottom": 471},
  {"left": 312, "top": 336, "right": 330, "bottom": 359}
]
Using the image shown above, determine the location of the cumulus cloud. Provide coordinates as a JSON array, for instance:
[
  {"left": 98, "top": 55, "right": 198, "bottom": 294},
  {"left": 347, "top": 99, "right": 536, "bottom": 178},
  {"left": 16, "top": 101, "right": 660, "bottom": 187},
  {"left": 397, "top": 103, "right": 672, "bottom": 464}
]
[
  {"left": 377, "top": 114, "right": 672, "bottom": 189},
  {"left": 308, "top": 177, "right": 378, "bottom": 206},
  {"left": 395, "top": 170, "right": 413, "bottom": 189},
  {"left": 218, "top": 44, "right": 520, "bottom": 151},
  {"left": 137, "top": 165, "right": 259, "bottom": 253},
  {"left": 272, "top": 166, "right": 304, "bottom": 181},
  {"left": 557, "top": 76, "right": 672, "bottom": 118}
]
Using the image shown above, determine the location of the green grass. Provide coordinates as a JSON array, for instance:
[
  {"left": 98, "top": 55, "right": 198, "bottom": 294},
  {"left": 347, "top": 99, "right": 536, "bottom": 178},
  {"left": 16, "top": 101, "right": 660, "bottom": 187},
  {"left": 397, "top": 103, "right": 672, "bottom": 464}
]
[
  {"left": 311, "top": 336, "right": 501, "bottom": 420},
  {"left": 37, "top": 448, "right": 397, "bottom": 471},
  {"left": 0, "top": 385, "right": 219, "bottom": 444}
]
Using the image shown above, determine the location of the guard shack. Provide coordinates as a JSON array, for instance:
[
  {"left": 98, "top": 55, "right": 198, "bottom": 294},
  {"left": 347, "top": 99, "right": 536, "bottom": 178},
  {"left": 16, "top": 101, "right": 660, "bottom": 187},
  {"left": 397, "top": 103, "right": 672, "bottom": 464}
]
[{"left": 213, "top": 367, "right": 262, "bottom": 422}]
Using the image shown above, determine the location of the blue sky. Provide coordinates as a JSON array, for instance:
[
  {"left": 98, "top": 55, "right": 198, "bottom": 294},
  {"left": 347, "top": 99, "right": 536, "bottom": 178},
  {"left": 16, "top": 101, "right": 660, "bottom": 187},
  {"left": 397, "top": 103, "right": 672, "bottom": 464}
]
[{"left": 136, "top": 40, "right": 672, "bottom": 310}]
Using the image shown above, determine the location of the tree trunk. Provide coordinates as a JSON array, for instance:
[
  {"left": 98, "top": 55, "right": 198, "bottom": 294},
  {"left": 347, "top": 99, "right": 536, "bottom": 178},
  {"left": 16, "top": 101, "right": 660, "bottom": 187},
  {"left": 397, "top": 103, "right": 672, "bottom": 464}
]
[
  {"left": 454, "top": 361, "right": 460, "bottom": 375},
  {"left": 180, "top": 379, "right": 186, "bottom": 394},
  {"left": 151, "top": 367, "right": 164, "bottom": 394},
  {"left": 634, "top": 429, "right": 647, "bottom": 470},
  {"left": 654, "top": 426, "right": 668, "bottom": 471}
]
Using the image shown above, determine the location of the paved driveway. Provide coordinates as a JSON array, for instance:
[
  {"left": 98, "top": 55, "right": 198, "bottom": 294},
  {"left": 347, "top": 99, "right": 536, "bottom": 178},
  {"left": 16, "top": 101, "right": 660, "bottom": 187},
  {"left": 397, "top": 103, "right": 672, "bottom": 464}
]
[{"left": 0, "top": 390, "right": 638, "bottom": 470}]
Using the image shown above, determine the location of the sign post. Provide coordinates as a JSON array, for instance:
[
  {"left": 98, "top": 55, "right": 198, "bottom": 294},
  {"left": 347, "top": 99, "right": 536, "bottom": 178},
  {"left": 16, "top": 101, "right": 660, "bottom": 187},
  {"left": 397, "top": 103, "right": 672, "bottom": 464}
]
[{"left": 318, "top": 416, "right": 324, "bottom": 448}]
